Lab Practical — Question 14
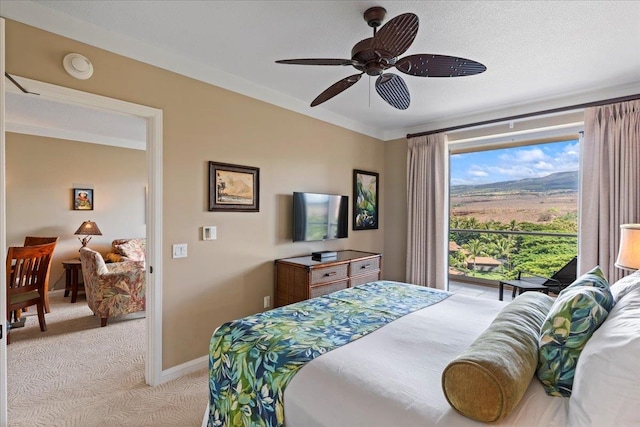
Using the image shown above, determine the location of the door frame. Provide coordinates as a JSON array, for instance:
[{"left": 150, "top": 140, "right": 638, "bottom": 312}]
[
  {"left": 0, "top": 69, "right": 164, "bottom": 425},
  {"left": 1, "top": 17, "right": 8, "bottom": 427}
]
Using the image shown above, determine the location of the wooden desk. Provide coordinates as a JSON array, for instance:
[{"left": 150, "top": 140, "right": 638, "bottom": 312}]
[{"left": 62, "top": 259, "right": 83, "bottom": 303}]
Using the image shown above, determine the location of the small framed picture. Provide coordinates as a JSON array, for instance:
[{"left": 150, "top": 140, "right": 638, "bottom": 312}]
[
  {"left": 209, "top": 162, "right": 260, "bottom": 212},
  {"left": 73, "top": 188, "right": 94, "bottom": 210},
  {"left": 353, "top": 169, "right": 379, "bottom": 230}
]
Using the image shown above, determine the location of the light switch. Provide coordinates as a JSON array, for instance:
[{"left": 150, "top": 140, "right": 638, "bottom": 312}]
[
  {"left": 203, "top": 226, "right": 217, "bottom": 240},
  {"left": 172, "top": 243, "right": 187, "bottom": 258}
]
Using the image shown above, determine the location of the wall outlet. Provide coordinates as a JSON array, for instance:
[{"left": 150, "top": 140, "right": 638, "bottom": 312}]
[
  {"left": 263, "top": 295, "right": 271, "bottom": 309},
  {"left": 172, "top": 243, "right": 187, "bottom": 258}
]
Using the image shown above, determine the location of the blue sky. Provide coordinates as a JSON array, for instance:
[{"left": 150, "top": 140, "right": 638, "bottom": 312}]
[{"left": 450, "top": 139, "right": 579, "bottom": 186}]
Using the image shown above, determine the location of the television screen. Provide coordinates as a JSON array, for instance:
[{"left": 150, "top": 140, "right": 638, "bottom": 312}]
[{"left": 293, "top": 192, "right": 348, "bottom": 242}]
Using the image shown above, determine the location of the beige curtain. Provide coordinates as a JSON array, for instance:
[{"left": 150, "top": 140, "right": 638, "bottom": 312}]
[
  {"left": 406, "top": 133, "right": 447, "bottom": 288},
  {"left": 579, "top": 99, "right": 640, "bottom": 282}
]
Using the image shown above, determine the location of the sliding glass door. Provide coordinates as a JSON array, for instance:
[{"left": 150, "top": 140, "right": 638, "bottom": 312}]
[{"left": 448, "top": 138, "right": 579, "bottom": 286}]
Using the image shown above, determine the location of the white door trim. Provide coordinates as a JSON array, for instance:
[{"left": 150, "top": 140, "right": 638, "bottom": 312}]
[
  {"left": 1, "top": 16, "right": 9, "bottom": 427},
  {"left": 1, "top": 75, "right": 164, "bottom": 392}
]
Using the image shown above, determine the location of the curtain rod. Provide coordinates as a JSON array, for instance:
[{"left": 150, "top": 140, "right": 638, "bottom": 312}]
[{"left": 406, "top": 93, "right": 640, "bottom": 139}]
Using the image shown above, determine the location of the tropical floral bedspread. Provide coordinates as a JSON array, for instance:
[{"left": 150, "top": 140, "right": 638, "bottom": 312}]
[{"left": 208, "top": 280, "right": 450, "bottom": 427}]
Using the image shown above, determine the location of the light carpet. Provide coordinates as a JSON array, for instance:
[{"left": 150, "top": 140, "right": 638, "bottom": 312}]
[{"left": 8, "top": 291, "right": 208, "bottom": 427}]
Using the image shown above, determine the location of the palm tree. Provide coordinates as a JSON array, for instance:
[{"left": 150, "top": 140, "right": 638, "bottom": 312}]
[
  {"left": 466, "top": 217, "right": 480, "bottom": 230},
  {"left": 463, "top": 239, "right": 486, "bottom": 276},
  {"left": 449, "top": 251, "right": 468, "bottom": 274},
  {"left": 490, "top": 237, "right": 516, "bottom": 272}
]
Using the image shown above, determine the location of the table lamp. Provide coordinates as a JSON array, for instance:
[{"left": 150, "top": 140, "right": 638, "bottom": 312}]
[
  {"left": 615, "top": 224, "right": 640, "bottom": 270},
  {"left": 74, "top": 220, "right": 102, "bottom": 249}
]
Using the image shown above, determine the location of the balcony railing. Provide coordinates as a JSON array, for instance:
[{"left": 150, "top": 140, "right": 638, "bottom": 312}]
[{"left": 448, "top": 228, "right": 577, "bottom": 285}]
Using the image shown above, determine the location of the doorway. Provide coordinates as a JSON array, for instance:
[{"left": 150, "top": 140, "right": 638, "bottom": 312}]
[{"left": 0, "top": 73, "right": 164, "bottom": 424}]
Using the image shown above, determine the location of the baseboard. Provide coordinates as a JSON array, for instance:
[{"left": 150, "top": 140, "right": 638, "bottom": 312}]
[
  {"left": 159, "top": 354, "right": 208, "bottom": 384},
  {"left": 160, "top": 355, "right": 210, "bottom": 426}
]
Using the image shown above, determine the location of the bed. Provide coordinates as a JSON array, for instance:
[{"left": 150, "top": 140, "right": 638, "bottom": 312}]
[{"left": 205, "top": 273, "right": 640, "bottom": 427}]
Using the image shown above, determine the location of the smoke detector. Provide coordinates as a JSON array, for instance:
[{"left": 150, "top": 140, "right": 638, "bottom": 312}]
[{"left": 62, "top": 53, "right": 94, "bottom": 80}]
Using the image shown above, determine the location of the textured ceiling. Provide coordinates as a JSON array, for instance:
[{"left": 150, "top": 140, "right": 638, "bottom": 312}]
[{"left": 3, "top": 1, "right": 640, "bottom": 141}]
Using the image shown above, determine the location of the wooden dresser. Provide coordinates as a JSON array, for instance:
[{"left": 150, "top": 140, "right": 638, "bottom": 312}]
[{"left": 274, "top": 250, "right": 382, "bottom": 307}]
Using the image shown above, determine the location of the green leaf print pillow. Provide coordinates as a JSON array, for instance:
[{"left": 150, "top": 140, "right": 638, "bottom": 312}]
[{"left": 536, "top": 266, "right": 615, "bottom": 397}]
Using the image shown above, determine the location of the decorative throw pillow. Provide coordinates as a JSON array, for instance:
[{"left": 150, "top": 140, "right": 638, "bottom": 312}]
[
  {"left": 536, "top": 266, "right": 615, "bottom": 397},
  {"left": 442, "top": 292, "right": 554, "bottom": 423},
  {"left": 104, "top": 252, "right": 123, "bottom": 263},
  {"left": 114, "top": 240, "right": 145, "bottom": 262}
]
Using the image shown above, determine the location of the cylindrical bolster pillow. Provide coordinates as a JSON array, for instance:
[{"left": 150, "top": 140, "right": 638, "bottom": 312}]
[{"left": 442, "top": 292, "right": 554, "bottom": 423}]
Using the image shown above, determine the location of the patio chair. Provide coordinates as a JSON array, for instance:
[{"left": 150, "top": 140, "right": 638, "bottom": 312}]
[{"left": 498, "top": 256, "right": 577, "bottom": 301}]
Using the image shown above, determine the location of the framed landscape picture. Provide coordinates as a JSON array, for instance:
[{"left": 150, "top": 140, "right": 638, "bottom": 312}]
[
  {"left": 73, "top": 188, "right": 94, "bottom": 210},
  {"left": 353, "top": 169, "right": 379, "bottom": 230},
  {"left": 209, "top": 161, "right": 260, "bottom": 212}
]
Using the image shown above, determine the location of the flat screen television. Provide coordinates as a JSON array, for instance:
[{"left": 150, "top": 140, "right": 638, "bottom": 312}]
[{"left": 293, "top": 192, "right": 349, "bottom": 242}]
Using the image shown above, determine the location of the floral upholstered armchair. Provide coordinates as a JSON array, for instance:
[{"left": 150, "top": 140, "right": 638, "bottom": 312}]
[{"left": 79, "top": 247, "right": 145, "bottom": 327}]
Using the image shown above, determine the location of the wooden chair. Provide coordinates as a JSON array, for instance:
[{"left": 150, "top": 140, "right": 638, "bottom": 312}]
[
  {"left": 24, "top": 236, "right": 59, "bottom": 313},
  {"left": 6, "top": 242, "right": 57, "bottom": 344}
]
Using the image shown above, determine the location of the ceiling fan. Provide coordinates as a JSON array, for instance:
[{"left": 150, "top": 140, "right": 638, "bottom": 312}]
[{"left": 275, "top": 6, "right": 486, "bottom": 110}]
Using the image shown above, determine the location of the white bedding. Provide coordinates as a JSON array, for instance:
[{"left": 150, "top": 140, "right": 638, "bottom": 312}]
[{"left": 283, "top": 293, "right": 568, "bottom": 427}]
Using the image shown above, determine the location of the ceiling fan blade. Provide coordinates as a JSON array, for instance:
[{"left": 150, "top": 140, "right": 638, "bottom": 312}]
[
  {"left": 373, "top": 13, "right": 419, "bottom": 58},
  {"left": 276, "top": 58, "right": 359, "bottom": 66},
  {"left": 395, "top": 54, "right": 487, "bottom": 77},
  {"left": 311, "top": 73, "right": 363, "bottom": 107},
  {"left": 375, "top": 73, "right": 410, "bottom": 110}
]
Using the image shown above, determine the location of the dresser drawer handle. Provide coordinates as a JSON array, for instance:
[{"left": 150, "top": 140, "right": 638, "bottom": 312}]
[
  {"left": 324, "top": 272, "right": 337, "bottom": 277},
  {"left": 361, "top": 264, "right": 371, "bottom": 269}
]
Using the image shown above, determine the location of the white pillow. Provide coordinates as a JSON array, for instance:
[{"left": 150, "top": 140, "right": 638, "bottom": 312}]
[
  {"left": 610, "top": 270, "right": 640, "bottom": 301},
  {"left": 568, "top": 285, "right": 640, "bottom": 426}
]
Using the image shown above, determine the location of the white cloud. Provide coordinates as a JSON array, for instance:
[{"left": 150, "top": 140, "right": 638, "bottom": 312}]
[
  {"left": 563, "top": 142, "right": 579, "bottom": 156},
  {"left": 551, "top": 142, "right": 579, "bottom": 171},
  {"left": 499, "top": 148, "right": 548, "bottom": 163},
  {"left": 534, "top": 161, "right": 555, "bottom": 171},
  {"left": 516, "top": 148, "right": 547, "bottom": 162},
  {"left": 451, "top": 140, "right": 579, "bottom": 185},
  {"left": 489, "top": 165, "right": 536, "bottom": 179}
]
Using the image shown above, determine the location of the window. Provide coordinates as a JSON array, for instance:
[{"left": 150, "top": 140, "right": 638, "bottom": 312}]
[{"left": 449, "top": 139, "right": 579, "bottom": 282}]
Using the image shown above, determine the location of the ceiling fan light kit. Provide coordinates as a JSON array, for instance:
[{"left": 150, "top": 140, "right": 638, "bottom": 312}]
[
  {"left": 63, "top": 53, "right": 94, "bottom": 80},
  {"left": 276, "top": 6, "right": 486, "bottom": 110}
]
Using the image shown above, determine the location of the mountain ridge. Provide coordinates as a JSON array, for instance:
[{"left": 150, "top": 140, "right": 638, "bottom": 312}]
[{"left": 451, "top": 170, "right": 578, "bottom": 196}]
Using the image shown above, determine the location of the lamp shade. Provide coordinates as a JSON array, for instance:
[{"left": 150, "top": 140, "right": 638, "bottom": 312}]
[
  {"left": 74, "top": 220, "right": 102, "bottom": 249},
  {"left": 74, "top": 221, "right": 102, "bottom": 236},
  {"left": 615, "top": 224, "right": 640, "bottom": 270}
]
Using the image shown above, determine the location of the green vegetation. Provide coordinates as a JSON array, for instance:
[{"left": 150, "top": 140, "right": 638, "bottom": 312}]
[{"left": 450, "top": 213, "right": 577, "bottom": 281}]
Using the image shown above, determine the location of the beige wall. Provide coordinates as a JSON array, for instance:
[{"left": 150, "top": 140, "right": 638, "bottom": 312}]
[
  {"left": 382, "top": 137, "right": 408, "bottom": 282},
  {"left": 6, "top": 133, "right": 146, "bottom": 292},
  {"left": 5, "top": 21, "right": 385, "bottom": 369}
]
